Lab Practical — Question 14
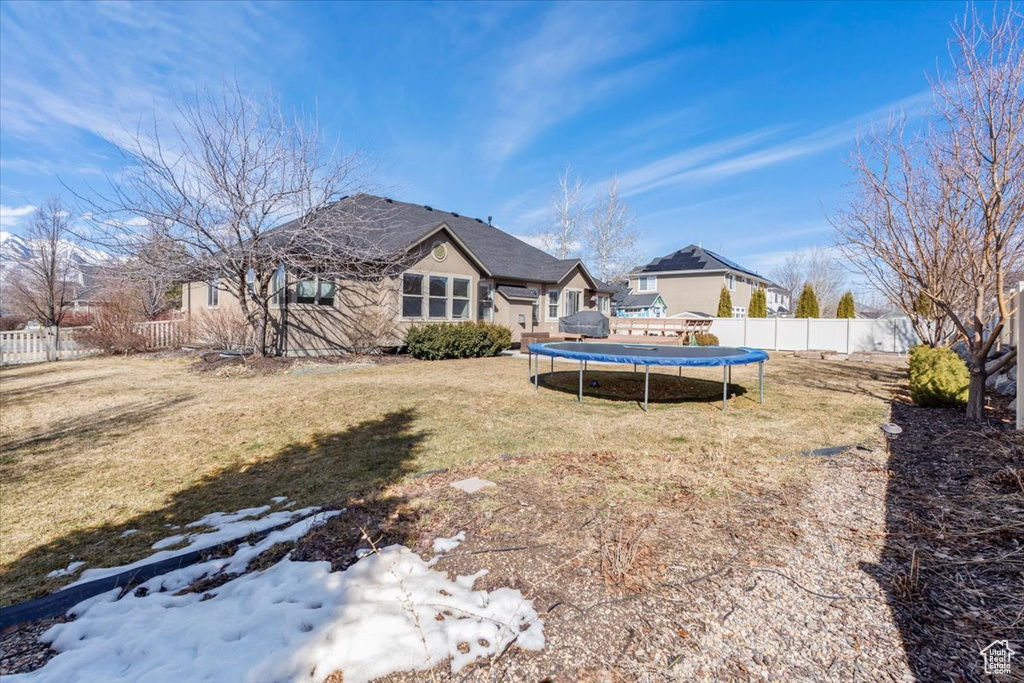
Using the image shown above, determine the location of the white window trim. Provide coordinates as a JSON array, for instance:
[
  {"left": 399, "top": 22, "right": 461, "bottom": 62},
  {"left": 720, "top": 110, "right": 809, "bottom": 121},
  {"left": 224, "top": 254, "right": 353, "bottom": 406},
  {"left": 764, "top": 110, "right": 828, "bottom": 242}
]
[
  {"left": 400, "top": 270, "right": 475, "bottom": 322},
  {"left": 206, "top": 276, "right": 219, "bottom": 308},
  {"left": 727, "top": 274, "right": 736, "bottom": 291},
  {"left": 562, "top": 288, "right": 583, "bottom": 318},
  {"left": 546, "top": 288, "right": 560, "bottom": 322},
  {"left": 638, "top": 275, "right": 657, "bottom": 292},
  {"left": 294, "top": 276, "right": 337, "bottom": 308},
  {"left": 732, "top": 306, "right": 746, "bottom": 318}
]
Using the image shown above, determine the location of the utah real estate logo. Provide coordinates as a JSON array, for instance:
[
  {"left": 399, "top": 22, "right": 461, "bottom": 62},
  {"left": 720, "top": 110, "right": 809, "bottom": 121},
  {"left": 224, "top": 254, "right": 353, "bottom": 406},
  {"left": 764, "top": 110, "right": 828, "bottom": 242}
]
[{"left": 980, "top": 640, "right": 1016, "bottom": 676}]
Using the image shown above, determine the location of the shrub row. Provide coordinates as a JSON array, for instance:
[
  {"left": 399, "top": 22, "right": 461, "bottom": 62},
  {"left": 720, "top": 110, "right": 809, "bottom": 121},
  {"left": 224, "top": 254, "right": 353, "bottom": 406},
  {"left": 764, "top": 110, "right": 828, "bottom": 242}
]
[
  {"left": 908, "top": 345, "right": 969, "bottom": 407},
  {"left": 405, "top": 321, "right": 512, "bottom": 360}
]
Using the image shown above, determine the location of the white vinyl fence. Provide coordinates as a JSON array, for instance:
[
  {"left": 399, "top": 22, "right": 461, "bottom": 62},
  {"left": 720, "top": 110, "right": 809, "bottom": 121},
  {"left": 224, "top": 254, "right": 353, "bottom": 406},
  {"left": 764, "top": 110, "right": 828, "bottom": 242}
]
[
  {"left": 709, "top": 316, "right": 920, "bottom": 354},
  {"left": 0, "top": 319, "right": 184, "bottom": 367}
]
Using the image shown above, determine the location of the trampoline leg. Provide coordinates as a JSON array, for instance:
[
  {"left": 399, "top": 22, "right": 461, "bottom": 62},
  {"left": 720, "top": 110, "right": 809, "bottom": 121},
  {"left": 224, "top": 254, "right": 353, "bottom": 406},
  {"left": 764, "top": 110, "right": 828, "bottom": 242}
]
[
  {"left": 534, "top": 353, "right": 538, "bottom": 393},
  {"left": 759, "top": 361, "right": 764, "bottom": 404},
  {"left": 722, "top": 366, "right": 728, "bottom": 411},
  {"left": 584, "top": 360, "right": 588, "bottom": 372},
  {"left": 578, "top": 360, "right": 584, "bottom": 404},
  {"left": 678, "top": 366, "right": 681, "bottom": 378},
  {"left": 550, "top": 357, "right": 554, "bottom": 376},
  {"left": 644, "top": 365, "right": 650, "bottom": 412}
]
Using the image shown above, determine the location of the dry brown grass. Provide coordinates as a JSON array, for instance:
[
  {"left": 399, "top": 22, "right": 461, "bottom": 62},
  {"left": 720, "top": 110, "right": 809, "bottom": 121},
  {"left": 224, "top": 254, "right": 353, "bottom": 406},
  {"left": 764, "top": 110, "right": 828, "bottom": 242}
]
[{"left": 0, "top": 352, "right": 901, "bottom": 606}]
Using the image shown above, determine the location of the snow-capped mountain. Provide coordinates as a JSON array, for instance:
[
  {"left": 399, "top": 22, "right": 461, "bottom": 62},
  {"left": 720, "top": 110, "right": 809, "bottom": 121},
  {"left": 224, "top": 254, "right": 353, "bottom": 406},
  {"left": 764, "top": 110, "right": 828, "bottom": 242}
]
[{"left": 0, "top": 230, "right": 111, "bottom": 268}]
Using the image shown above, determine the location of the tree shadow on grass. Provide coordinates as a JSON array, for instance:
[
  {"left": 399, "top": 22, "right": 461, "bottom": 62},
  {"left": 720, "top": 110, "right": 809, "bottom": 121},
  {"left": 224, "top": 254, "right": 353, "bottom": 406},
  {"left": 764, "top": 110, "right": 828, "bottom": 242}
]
[
  {"left": 0, "top": 375, "right": 115, "bottom": 409},
  {"left": 0, "top": 409, "right": 427, "bottom": 609},
  {"left": 532, "top": 369, "right": 747, "bottom": 407},
  {"left": 774, "top": 360, "right": 904, "bottom": 402},
  {"left": 862, "top": 401, "right": 1024, "bottom": 680}
]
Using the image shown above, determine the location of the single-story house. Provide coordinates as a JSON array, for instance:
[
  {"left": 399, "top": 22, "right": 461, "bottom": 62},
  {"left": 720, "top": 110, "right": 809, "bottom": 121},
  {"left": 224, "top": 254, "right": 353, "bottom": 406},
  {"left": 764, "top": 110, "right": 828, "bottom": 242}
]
[
  {"left": 624, "top": 244, "right": 789, "bottom": 318},
  {"left": 181, "top": 194, "right": 614, "bottom": 354},
  {"left": 612, "top": 292, "right": 667, "bottom": 318}
]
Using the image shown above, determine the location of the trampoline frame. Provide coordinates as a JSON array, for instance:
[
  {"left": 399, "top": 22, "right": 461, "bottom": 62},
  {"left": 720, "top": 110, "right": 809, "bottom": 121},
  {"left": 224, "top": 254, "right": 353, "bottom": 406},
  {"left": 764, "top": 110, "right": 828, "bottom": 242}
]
[{"left": 527, "top": 342, "right": 768, "bottom": 411}]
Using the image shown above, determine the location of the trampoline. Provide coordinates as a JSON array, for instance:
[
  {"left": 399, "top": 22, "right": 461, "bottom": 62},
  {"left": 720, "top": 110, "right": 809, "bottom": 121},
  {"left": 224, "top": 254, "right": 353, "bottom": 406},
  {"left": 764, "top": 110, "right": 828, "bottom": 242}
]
[{"left": 527, "top": 341, "right": 769, "bottom": 411}]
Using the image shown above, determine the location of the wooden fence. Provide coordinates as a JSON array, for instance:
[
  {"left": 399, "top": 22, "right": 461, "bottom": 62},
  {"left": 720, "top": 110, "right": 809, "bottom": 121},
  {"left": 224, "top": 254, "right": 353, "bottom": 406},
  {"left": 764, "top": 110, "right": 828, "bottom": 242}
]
[{"left": 0, "top": 319, "right": 185, "bottom": 367}]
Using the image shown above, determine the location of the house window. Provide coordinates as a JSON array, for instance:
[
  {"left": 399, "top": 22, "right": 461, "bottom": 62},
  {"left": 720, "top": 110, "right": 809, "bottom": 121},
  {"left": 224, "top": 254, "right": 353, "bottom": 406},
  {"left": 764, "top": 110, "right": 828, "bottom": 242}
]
[
  {"left": 547, "top": 290, "right": 560, "bottom": 319},
  {"left": 564, "top": 290, "right": 581, "bottom": 317},
  {"left": 452, "top": 278, "right": 471, "bottom": 319},
  {"left": 297, "top": 278, "right": 335, "bottom": 306},
  {"left": 732, "top": 306, "right": 746, "bottom": 318},
  {"left": 271, "top": 266, "right": 285, "bottom": 306},
  {"left": 727, "top": 274, "right": 736, "bottom": 291},
  {"left": 638, "top": 275, "right": 657, "bottom": 292},
  {"left": 402, "top": 274, "right": 424, "bottom": 317},
  {"left": 429, "top": 276, "right": 448, "bottom": 318},
  {"left": 531, "top": 300, "right": 539, "bottom": 325},
  {"left": 477, "top": 282, "right": 493, "bottom": 322},
  {"left": 598, "top": 295, "right": 610, "bottom": 314},
  {"left": 207, "top": 276, "right": 219, "bottom": 307}
]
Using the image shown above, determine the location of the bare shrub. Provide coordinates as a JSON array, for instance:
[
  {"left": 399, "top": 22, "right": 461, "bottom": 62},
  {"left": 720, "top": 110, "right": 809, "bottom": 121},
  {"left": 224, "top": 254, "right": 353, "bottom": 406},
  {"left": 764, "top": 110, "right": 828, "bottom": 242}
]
[
  {"left": 76, "top": 290, "right": 147, "bottom": 354},
  {"left": 60, "top": 311, "right": 95, "bottom": 328},
  {"left": 0, "top": 315, "right": 28, "bottom": 331},
  {"left": 189, "top": 308, "right": 253, "bottom": 351},
  {"left": 600, "top": 513, "right": 654, "bottom": 592}
]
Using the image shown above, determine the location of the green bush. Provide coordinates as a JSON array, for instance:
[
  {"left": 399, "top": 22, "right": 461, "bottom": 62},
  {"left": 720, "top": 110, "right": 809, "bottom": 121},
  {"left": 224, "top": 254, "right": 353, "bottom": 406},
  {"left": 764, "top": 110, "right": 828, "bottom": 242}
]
[
  {"left": 405, "top": 321, "right": 512, "bottom": 360},
  {"left": 748, "top": 287, "right": 767, "bottom": 318},
  {"left": 908, "top": 345, "right": 969, "bottom": 407},
  {"left": 795, "top": 284, "right": 820, "bottom": 318},
  {"left": 717, "top": 286, "right": 733, "bottom": 317},
  {"left": 691, "top": 331, "right": 720, "bottom": 346}
]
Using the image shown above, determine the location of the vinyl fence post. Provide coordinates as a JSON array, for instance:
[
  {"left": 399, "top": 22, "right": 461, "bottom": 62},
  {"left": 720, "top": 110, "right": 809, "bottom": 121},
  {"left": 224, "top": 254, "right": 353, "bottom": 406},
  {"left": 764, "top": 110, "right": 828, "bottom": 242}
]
[{"left": 47, "top": 326, "right": 58, "bottom": 362}]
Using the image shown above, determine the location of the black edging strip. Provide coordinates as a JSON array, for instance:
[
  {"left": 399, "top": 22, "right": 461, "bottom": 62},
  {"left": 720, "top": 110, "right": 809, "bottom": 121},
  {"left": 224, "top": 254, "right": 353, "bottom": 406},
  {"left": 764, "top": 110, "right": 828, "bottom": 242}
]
[{"left": 0, "top": 516, "right": 321, "bottom": 630}]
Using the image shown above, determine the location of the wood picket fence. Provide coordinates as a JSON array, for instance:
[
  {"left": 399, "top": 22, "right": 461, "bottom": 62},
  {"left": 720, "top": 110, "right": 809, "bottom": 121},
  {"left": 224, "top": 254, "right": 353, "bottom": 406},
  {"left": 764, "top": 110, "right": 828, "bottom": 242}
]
[{"left": 0, "top": 319, "right": 185, "bottom": 367}]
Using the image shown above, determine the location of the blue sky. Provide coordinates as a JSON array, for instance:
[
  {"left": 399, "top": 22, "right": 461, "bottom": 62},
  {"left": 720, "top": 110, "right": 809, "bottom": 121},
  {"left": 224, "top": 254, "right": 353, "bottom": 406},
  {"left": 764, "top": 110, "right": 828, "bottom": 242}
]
[{"left": 0, "top": 1, "right": 973, "bottom": 277}]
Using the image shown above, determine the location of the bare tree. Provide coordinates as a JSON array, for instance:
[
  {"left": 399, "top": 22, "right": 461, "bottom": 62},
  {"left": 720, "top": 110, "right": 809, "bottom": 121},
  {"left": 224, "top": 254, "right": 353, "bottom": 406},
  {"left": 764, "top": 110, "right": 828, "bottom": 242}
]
[
  {"left": 539, "top": 167, "right": 586, "bottom": 259},
  {"left": 770, "top": 248, "right": 847, "bottom": 315},
  {"left": 583, "top": 176, "right": 640, "bottom": 282},
  {"left": 7, "top": 197, "right": 77, "bottom": 327},
  {"left": 834, "top": 5, "right": 1024, "bottom": 418},
  {"left": 83, "top": 82, "right": 408, "bottom": 356},
  {"left": 115, "top": 229, "right": 190, "bottom": 319}
]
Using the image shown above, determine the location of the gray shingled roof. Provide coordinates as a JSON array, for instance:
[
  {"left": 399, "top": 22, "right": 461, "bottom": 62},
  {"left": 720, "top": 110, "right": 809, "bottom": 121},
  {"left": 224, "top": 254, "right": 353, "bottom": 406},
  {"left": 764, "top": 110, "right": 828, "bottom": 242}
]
[
  {"left": 637, "top": 244, "right": 766, "bottom": 281},
  {"left": 496, "top": 285, "right": 540, "bottom": 300},
  {"left": 270, "top": 194, "right": 611, "bottom": 288},
  {"left": 613, "top": 292, "right": 664, "bottom": 308}
]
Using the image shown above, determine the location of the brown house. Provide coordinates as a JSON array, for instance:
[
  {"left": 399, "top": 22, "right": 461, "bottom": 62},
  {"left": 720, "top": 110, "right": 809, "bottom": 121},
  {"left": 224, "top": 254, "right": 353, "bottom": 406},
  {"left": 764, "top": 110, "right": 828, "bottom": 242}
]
[
  {"left": 181, "top": 194, "right": 613, "bottom": 355},
  {"left": 624, "top": 244, "right": 789, "bottom": 318}
]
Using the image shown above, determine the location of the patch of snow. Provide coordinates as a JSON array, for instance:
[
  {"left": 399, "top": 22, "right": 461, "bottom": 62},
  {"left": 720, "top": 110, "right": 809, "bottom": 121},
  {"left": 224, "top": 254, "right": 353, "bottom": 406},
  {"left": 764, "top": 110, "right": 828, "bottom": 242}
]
[
  {"left": 12, "top": 530, "right": 543, "bottom": 683},
  {"left": 118, "top": 529, "right": 138, "bottom": 538},
  {"left": 62, "top": 505, "right": 323, "bottom": 590},
  {"left": 270, "top": 496, "right": 288, "bottom": 504},
  {"left": 432, "top": 531, "right": 466, "bottom": 554},
  {"left": 46, "top": 561, "right": 85, "bottom": 579}
]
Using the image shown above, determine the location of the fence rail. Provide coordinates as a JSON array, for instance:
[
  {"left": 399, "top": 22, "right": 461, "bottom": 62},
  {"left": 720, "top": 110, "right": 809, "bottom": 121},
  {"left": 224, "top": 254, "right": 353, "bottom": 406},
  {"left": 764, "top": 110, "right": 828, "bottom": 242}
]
[
  {"left": 707, "top": 316, "right": 920, "bottom": 354},
  {"left": 0, "top": 319, "right": 185, "bottom": 367}
]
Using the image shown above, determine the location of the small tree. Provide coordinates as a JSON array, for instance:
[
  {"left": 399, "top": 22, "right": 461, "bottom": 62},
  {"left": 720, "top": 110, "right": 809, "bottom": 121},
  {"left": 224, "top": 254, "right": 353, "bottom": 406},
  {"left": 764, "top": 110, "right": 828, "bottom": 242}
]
[
  {"left": 540, "top": 167, "right": 586, "bottom": 259},
  {"left": 717, "top": 286, "right": 733, "bottom": 317},
  {"left": 836, "top": 291, "right": 856, "bottom": 318},
  {"left": 583, "top": 176, "right": 640, "bottom": 282},
  {"left": 748, "top": 287, "right": 768, "bottom": 318},
  {"left": 795, "top": 284, "right": 820, "bottom": 318},
  {"left": 7, "top": 197, "right": 78, "bottom": 327}
]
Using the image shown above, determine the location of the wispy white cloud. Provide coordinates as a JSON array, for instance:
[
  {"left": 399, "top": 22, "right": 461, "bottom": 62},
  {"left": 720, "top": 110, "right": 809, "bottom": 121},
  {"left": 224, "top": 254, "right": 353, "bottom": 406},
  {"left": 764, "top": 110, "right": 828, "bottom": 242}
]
[
  {"left": 480, "top": 3, "right": 683, "bottom": 167},
  {"left": 613, "top": 90, "right": 932, "bottom": 197},
  {"left": 0, "top": 204, "right": 36, "bottom": 228}
]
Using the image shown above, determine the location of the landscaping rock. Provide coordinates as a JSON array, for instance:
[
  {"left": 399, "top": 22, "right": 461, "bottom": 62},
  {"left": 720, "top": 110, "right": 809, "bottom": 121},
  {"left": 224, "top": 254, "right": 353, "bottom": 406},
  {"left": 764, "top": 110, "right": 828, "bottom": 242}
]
[{"left": 450, "top": 477, "right": 497, "bottom": 494}]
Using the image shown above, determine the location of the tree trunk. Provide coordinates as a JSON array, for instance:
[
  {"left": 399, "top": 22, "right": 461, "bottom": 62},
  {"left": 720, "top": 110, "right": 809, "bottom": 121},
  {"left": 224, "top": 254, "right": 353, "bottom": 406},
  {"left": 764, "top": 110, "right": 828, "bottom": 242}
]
[{"left": 966, "top": 363, "right": 986, "bottom": 420}]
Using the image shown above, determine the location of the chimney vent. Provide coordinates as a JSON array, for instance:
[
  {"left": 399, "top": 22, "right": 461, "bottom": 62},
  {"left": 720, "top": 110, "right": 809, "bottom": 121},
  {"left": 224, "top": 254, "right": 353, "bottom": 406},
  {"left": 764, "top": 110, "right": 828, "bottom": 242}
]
[{"left": 487, "top": 216, "right": 492, "bottom": 225}]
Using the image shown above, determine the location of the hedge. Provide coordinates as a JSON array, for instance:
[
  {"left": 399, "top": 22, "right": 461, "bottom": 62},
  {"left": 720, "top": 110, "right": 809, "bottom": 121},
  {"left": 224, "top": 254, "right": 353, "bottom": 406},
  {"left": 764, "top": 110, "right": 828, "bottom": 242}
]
[
  {"left": 405, "top": 321, "right": 512, "bottom": 360},
  {"left": 908, "top": 345, "right": 969, "bottom": 407}
]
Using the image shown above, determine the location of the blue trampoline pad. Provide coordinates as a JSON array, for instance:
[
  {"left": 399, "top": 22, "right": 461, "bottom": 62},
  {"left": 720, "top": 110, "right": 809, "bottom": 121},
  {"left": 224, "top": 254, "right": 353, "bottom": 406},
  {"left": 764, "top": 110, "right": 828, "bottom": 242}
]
[{"left": 528, "top": 342, "right": 769, "bottom": 367}]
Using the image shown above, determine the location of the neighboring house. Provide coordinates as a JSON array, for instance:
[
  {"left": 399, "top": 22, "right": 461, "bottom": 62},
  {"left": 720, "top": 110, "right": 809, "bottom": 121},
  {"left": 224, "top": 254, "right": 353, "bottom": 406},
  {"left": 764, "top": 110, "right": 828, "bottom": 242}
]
[
  {"left": 612, "top": 292, "right": 667, "bottom": 318},
  {"left": 67, "top": 264, "right": 106, "bottom": 313},
  {"left": 181, "top": 194, "right": 614, "bottom": 354},
  {"left": 625, "top": 244, "right": 788, "bottom": 318}
]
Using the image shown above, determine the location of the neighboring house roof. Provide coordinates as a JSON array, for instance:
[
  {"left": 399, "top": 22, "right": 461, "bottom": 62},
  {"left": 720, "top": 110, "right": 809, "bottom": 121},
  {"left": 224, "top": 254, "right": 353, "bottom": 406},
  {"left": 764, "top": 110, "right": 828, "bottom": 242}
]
[
  {"left": 614, "top": 293, "right": 666, "bottom": 309},
  {"left": 635, "top": 244, "right": 771, "bottom": 283},
  {"left": 270, "top": 194, "right": 612, "bottom": 290},
  {"left": 496, "top": 285, "right": 539, "bottom": 300}
]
